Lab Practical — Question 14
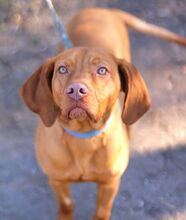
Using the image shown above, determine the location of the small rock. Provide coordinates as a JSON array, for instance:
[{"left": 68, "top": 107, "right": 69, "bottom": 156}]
[
  {"left": 144, "top": 178, "right": 150, "bottom": 185},
  {"left": 138, "top": 199, "right": 145, "bottom": 208}
]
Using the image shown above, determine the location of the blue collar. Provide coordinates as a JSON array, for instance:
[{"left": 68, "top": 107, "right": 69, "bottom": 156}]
[{"left": 63, "top": 117, "right": 111, "bottom": 139}]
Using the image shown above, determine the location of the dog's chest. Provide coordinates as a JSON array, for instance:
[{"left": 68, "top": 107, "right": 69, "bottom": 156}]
[
  {"left": 36, "top": 120, "right": 128, "bottom": 182},
  {"left": 62, "top": 130, "right": 128, "bottom": 182},
  {"left": 63, "top": 134, "right": 105, "bottom": 180}
]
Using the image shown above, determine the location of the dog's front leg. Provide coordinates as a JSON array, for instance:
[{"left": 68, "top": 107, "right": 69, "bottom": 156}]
[
  {"left": 49, "top": 180, "right": 73, "bottom": 220},
  {"left": 93, "top": 178, "right": 121, "bottom": 220}
]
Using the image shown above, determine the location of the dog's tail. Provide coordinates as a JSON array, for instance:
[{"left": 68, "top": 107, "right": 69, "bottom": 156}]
[{"left": 114, "top": 9, "right": 186, "bottom": 46}]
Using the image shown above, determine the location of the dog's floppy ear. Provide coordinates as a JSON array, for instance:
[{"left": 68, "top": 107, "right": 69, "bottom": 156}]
[
  {"left": 118, "top": 59, "right": 151, "bottom": 125},
  {"left": 21, "top": 58, "right": 60, "bottom": 127}
]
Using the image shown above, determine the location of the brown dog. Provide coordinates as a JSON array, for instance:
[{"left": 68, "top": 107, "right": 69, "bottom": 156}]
[{"left": 21, "top": 8, "right": 186, "bottom": 220}]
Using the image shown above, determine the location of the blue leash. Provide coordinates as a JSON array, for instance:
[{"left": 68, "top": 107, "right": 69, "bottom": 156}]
[{"left": 44, "top": 0, "right": 73, "bottom": 49}]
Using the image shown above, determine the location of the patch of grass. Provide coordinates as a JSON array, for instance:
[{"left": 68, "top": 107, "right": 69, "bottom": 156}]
[
  {"left": 0, "top": 0, "right": 11, "bottom": 26},
  {"left": 0, "top": 0, "right": 10, "bottom": 8}
]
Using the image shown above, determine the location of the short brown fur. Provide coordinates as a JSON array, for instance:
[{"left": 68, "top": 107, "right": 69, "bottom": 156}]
[{"left": 21, "top": 8, "right": 186, "bottom": 220}]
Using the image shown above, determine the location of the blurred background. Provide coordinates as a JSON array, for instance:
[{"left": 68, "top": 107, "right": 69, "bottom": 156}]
[{"left": 0, "top": 0, "right": 186, "bottom": 219}]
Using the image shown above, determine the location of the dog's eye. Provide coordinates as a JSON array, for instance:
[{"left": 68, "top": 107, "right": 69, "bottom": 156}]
[
  {"left": 97, "top": 66, "right": 108, "bottom": 75},
  {"left": 58, "top": 65, "right": 68, "bottom": 74}
]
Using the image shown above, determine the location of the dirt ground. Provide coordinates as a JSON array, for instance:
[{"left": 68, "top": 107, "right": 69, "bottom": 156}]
[{"left": 0, "top": 0, "right": 186, "bottom": 219}]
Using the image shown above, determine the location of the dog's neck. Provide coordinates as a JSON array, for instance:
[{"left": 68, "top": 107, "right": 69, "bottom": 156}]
[
  {"left": 62, "top": 116, "right": 112, "bottom": 138},
  {"left": 57, "top": 114, "right": 111, "bottom": 133}
]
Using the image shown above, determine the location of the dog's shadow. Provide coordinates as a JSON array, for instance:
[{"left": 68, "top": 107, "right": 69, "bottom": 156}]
[
  {"left": 113, "top": 145, "right": 186, "bottom": 220},
  {"left": 71, "top": 144, "right": 186, "bottom": 220}
]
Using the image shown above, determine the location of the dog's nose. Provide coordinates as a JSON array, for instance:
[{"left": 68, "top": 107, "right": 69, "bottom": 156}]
[{"left": 66, "top": 83, "right": 89, "bottom": 100}]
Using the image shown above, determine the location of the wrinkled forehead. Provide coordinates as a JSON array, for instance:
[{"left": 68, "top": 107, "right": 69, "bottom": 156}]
[{"left": 54, "top": 47, "right": 116, "bottom": 66}]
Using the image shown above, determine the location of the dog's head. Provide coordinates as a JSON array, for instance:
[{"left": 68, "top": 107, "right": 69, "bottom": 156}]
[{"left": 21, "top": 47, "right": 151, "bottom": 128}]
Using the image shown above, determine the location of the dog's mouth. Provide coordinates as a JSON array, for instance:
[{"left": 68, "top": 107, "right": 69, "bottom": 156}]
[
  {"left": 60, "top": 100, "right": 100, "bottom": 123},
  {"left": 66, "top": 102, "right": 97, "bottom": 121},
  {"left": 68, "top": 107, "right": 88, "bottom": 120}
]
